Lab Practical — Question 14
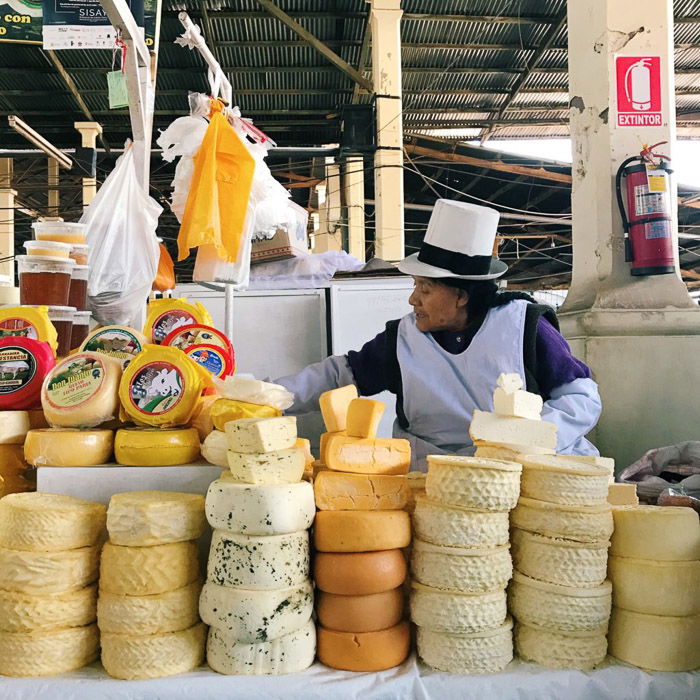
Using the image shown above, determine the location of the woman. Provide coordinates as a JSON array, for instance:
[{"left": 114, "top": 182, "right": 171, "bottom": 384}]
[{"left": 276, "top": 199, "right": 601, "bottom": 470}]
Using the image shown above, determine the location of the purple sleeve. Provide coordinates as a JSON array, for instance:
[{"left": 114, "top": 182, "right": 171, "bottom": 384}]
[
  {"left": 536, "top": 317, "right": 591, "bottom": 396},
  {"left": 345, "top": 330, "right": 390, "bottom": 396}
]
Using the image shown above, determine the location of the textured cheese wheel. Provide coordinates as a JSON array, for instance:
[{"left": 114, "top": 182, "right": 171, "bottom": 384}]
[
  {"left": 225, "top": 416, "right": 297, "bottom": 454},
  {"left": 0, "top": 445, "right": 27, "bottom": 477},
  {"left": 207, "top": 618, "right": 316, "bottom": 675},
  {"left": 226, "top": 448, "right": 306, "bottom": 485},
  {"left": 313, "top": 470, "right": 410, "bottom": 511},
  {"left": 474, "top": 443, "right": 555, "bottom": 460},
  {"left": 610, "top": 505, "right": 700, "bottom": 561},
  {"left": 101, "top": 623, "right": 206, "bottom": 680},
  {"left": 318, "top": 384, "right": 358, "bottom": 433},
  {"left": 106, "top": 491, "right": 206, "bottom": 547},
  {"left": 316, "top": 588, "right": 404, "bottom": 633},
  {"left": 0, "top": 492, "right": 106, "bottom": 552},
  {"left": 406, "top": 471, "right": 427, "bottom": 513},
  {"left": 24, "top": 428, "right": 114, "bottom": 467},
  {"left": 0, "top": 624, "right": 99, "bottom": 677},
  {"left": 114, "top": 427, "right": 201, "bottom": 466},
  {"left": 0, "top": 411, "right": 30, "bottom": 444},
  {"left": 199, "top": 580, "right": 313, "bottom": 644},
  {"left": 416, "top": 619, "right": 513, "bottom": 674},
  {"left": 0, "top": 544, "right": 100, "bottom": 594},
  {"left": 314, "top": 550, "right": 407, "bottom": 595},
  {"left": 345, "top": 398, "right": 384, "bottom": 439},
  {"left": 325, "top": 435, "right": 411, "bottom": 475},
  {"left": 608, "top": 555, "right": 700, "bottom": 616},
  {"left": 201, "top": 429, "right": 228, "bottom": 467},
  {"left": 318, "top": 621, "right": 410, "bottom": 672},
  {"left": 0, "top": 584, "right": 97, "bottom": 633},
  {"left": 314, "top": 510, "right": 411, "bottom": 552},
  {"left": 100, "top": 541, "right": 199, "bottom": 595},
  {"left": 556, "top": 454, "right": 615, "bottom": 483},
  {"left": 608, "top": 607, "right": 700, "bottom": 672},
  {"left": 205, "top": 479, "right": 314, "bottom": 536},
  {"left": 207, "top": 529, "right": 309, "bottom": 590},
  {"left": 97, "top": 580, "right": 202, "bottom": 635}
]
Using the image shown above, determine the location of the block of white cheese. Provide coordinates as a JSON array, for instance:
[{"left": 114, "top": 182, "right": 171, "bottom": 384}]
[
  {"left": 106, "top": 491, "right": 206, "bottom": 546},
  {"left": 493, "top": 388, "right": 543, "bottom": 420},
  {"left": 470, "top": 410, "right": 557, "bottom": 451},
  {"left": 226, "top": 448, "right": 305, "bottom": 485},
  {"left": 225, "top": 416, "right": 297, "bottom": 454},
  {"left": 199, "top": 580, "right": 314, "bottom": 643},
  {"left": 0, "top": 492, "right": 106, "bottom": 552},
  {"left": 0, "top": 411, "right": 30, "bottom": 444},
  {"left": 207, "top": 618, "right": 316, "bottom": 675},
  {"left": 207, "top": 529, "right": 309, "bottom": 590},
  {"left": 497, "top": 373, "right": 523, "bottom": 393},
  {"left": 205, "top": 479, "right": 314, "bottom": 536},
  {"left": 201, "top": 429, "right": 228, "bottom": 467}
]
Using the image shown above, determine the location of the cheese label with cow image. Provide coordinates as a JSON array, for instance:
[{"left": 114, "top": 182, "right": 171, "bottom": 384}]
[
  {"left": 128, "top": 361, "right": 185, "bottom": 415},
  {"left": 0, "top": 337, "right": 55, "bottom": 411},
  {"left": 80, "top": 326, "right": 147, "bottom": 368}
]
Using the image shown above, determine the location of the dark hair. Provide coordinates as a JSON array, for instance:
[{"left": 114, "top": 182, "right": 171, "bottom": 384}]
[{"left": 437, "top": 278, "right": 536, "bottom": 319}]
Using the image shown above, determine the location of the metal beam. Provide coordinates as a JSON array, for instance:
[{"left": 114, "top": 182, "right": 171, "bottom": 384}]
[{"left": 352, "top": 7, "right": 373, "bottom": 103}]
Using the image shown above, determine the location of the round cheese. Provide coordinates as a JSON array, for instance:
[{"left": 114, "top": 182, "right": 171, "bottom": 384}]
[
  {"left": 143, "top": 298, "right": 213, "bottom": 344},
  {"left": 80, "top": 325, "right": 148, "bottom": 367},
  {"left": 201, "top": 429, "right": 228, "bottom": 467},
  {"left": 207, "top": 618, "right": 316, "bottom": 675},
  {"left": 313, "top": 470, "right": 410, "bottom": 511},
  {"left": 413, "top": 496, "right": 509, "bottom": 548},
  {"left": 0, "top": 492, "right": 106, "bottom": 552},
  {"left": 102, "top": 622, "right": 206, "bottom": 680},
  {"left": 106, "top": 491, "right": 206, "bottom": 547},
  {"left": 0, "top": 337, "right": 56, "bottom": 411},
  {"left": 24, "top": 428, "right": 114, "bottom": 467},
  {"left": 0, "top": 584, "right": 97, "bottom": 633},
  {"left": 317, "top": 587, "right": 404, "bottom": 633},
  {"left": 0, "top": 306, "right": 58, "bottom": 355},
  {"left": 474, "top": 444, "right": 553, "bottom": 460},
  {"left": 210, "top": 398, "right": 280, "bottom": 431},
  {"left": 0, "top": 624, "right": 99, "bottom": 677},
  {"left": 318, "top": 621, "right": 410, "bottom": 672},
  {"left": 185, "top": 344, "right": 234, "bottom": 380},
  {"left": 100, "top": 541, "right": 199, "bottom": 595},
  {"left": 0, "top": 411, "right": 30, "bottom": 444},
  {"left": 207, "top": 529, "right": 309, "bottom": 590},
  {"left": 314, "top": 550, "right": 407, "bottom": 595},
  {"left": 0, "top": 444, "right": 28, "bottom": 477},
  {"left": 411, "top": 539, "right": 512, "bottom": 594},
  {"left": 314, "top": 510, "right": 411, "bottom": 552},
  {"left": 199, "top": 580, "right": 313, "bottom": 644},
  {"left": 190, "top": 394, "right": 216, "bottom": 441},
  {"left": 97, "top": 580, "right": 202, "bottom": 635},
  {"left": 416, "top": 618, "right": 513, "bottom": 674},
  {"left": 114, "top": 427, "right": 201, "bottom": 466},
  {"left": 206, "top": 479, "right": 314, "bottom": 536},
  {"left": 610, "top": 505, "right": 700, "bottom": 561},
  {"left": 425, "top": 455, "right": 522, "bottom": 512}
]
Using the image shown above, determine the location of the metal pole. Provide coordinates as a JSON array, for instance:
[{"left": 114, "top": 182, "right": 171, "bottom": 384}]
[{"left": 225, "top": 283, "right": 235, "bottom": 341}]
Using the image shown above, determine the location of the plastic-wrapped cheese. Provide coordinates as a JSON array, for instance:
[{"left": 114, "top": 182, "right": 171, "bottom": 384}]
[
  {"left": 24, "top": 428, "right": 114, "bottom": 467},
  {"left": 0, "top": 338, "right": 56, "bottom": 411},
  {"left": 114, "top": 427, "right": 201, "bottom": 466},
  {"left": 0, "top": 411, "right": 30, "bottom": 444},
  {"left": 143, "top": 298, "right": 213, "bottom": 344},
  {"left": 210, "top": 398, "right": 280, "bottom": 431},
  {"left": 201, "top": 429, "right": 228, "bottom": 467},
  {"left": 80, "top": 325, "right": 148, "bottom": 367}
]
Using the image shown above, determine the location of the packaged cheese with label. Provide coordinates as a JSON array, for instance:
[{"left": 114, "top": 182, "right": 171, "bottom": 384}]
[
  {"left": 0, "top": 306, "right": 58, "bottom": 355},
  {"left": 0, "top": 338, "right": 56, "bottom": 411},
  {"left": 80, "top": 325, "right": 148, "bottom": 368},
  {"left": 143, "top": 298, "right": 213, "bottom": 344},
  {"left": 214, "top": 375, "right": 294, "bottom": 412},
  {"left": 184, "top": 344, "right": 234, "bottom": 379},
  {"left": 163, "top": 323, "right": 233, "bottom": 356}
]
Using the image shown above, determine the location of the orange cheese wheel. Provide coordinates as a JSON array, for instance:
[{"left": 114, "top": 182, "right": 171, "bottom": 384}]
[
  {"left": 317, "top": 588, "right": 405, "bottom": 633},
  {"left": 314, "top": 550, "right": 407, "bottom": 595},
  {"left": 318, "top": 621, "right": 410, "bottom": 672},
  {"left": 314, "top": 510, "right": 411, "bottom": 552}
]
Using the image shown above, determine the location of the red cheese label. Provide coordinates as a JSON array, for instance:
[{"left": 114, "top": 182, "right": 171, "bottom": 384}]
[
  {"left": 185, "top": 344, "right": 232, "bottom": 379},
  {"left": 0, "top": 337, "right": 55, "bottom": 410},
  {"left": 0, "top": 317, "right": 39, "bottom": 341},
  {"left": 129, "top": 361, "right": 185, "bottom": 415},
  {"left": 0, "top": 345, "right": 38, "bottom": 396}
]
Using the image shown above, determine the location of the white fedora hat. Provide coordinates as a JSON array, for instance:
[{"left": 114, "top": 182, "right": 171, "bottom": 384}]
[{"left": 398, "top": 199, "right": 507, "bottom": 280}]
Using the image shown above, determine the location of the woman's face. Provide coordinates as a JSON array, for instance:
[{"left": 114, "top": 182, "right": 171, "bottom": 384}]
[{"left": 408, "top": 276, "right": 468, "bottom": 332}]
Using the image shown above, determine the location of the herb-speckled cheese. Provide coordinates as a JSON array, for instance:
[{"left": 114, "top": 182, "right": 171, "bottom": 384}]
[
  {"left": 225, "top": 417, "right": 297, "bottom": 454},
  {"left": 225, "top": 449, "right": 306, "bottom": 486}
]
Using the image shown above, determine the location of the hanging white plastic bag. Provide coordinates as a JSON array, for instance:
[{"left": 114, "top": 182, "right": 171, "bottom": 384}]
[{"left": 81, "top": 144, "right": 162, "bottom": 328}]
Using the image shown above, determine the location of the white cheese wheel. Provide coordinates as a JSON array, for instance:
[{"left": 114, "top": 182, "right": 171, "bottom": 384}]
[
  {"left": 425, "top": 455, "right": 522, "bottom": 512},
  {"left": 207, "top": 529, "right": 310, "bottom": 590},
  {"left": 411, "top": 538, "right": 512, "bottom": 593},
  {"left": 410, "top": 581, "right": 507, "bottom": 634},
  {"left": 101, "top": 623, "right": 206, "bottom": 680},
  {"left": 23, "top": 428, "right": 114, "bottom": 467},
  {"left": 207, "top": 618, "right": 316, "bottom": 675},
  {"left": 417, "top": 618, "right": 513, "bottom": 674},
  {"left": 225, "top": 416, "right": 297, "bottom": 454},
  {"left": 97, "top": 580, "right": 202, "bottom": 635},
  {"left": 608, "top": 607, "right": 700, "bottom": 672},
  {"left": 106, "top": 491, "right": 206, "bottom": 547},
  {"left": 413, "top": 496, "right": 509, "bottom": 548},
  {"left": 511, "top": 528, "right": 609, "bottom": 588},
  {"left": 205, "top": 479, "right": 314, "bottom": 536},
  {"left": 226, "top": 448, "right": 306, "bottom": 485},
  {"left": 201, "top": 430, "right": 228, "bottom": 467},
  {"left": 0, "top": 544, "right": 100, "bottom": 594},
  {"left": 0, "top": 624, "right": 99, "bottom": 677},
  {"left": 0, "top": 584, "right": 97, "bottom": 633},
  {"left": 610, "top": 505, "right": 700, "bottom": 561},
  {"left": 511, "top": 496, "right": 613, "bottom": 544},
  {"left": 508, "top": 571, "right": 612, "bottom": 632},
  {"left": 0, "top": 492, "right": 106, "bottom": 552},
  {"left": 100, "top": 541, "right": 199, "bottom": 596},
  {"left": 199, "top": 580, "right": 314, "bottom": 644},
  {"left": 608, "top": 555, "right": 700, "bottom": 616},
  {"left": 474, "top": 443, "right": 554, "bottom": 459},
  {"left": 0, "top": 411, "right": 30, "bottom": 445},
  {"left": 515, "top": 621, "right": 608, "bottom": 670}
]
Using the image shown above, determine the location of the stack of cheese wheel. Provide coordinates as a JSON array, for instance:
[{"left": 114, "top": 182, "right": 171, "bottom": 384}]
[
  {"left": 313, "top": 387, "right": 412, "bottom": 672},
  {"left": 411, "top": 454, "right": 521, "bottom": 674},
  {"left": 201, "top": 415, "right": 316, "bottom": 675},
  {"left": 0, "top": 411, "right": 34, "bottom": 497},
  {"left": 607, "top": 505, "right": 700, "bottom": 671},
  {"left": 0, "top": 492, "right": 104, "bottom": 676},
  {"left": 97, "top": 491, "right": 207, "bottom": 679}
]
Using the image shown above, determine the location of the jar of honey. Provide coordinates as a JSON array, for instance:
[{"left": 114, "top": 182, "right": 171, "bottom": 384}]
[
  {"left": 68, "top": 265, "right": 89, "bottom": 311},
  {"left": 17, "top": 255, "right": 75, "bottom": 307}
]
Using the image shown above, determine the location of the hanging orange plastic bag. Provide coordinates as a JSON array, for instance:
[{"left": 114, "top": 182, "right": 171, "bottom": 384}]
[
  {"left": 177, "top": 100, "right": 256, "bottom": 263},
  {"left": 152, "top": 243, "right": 176, "bottom": 291}
]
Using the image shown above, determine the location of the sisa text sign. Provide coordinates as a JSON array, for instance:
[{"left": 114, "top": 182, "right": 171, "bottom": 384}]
[{"left": 616, "top": 56, "right": 663, "bottom": 127}]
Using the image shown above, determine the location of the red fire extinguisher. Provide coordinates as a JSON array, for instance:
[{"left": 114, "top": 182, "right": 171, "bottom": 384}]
[{"left": 615, "top": 142, "right": 676, "bottom": 276}]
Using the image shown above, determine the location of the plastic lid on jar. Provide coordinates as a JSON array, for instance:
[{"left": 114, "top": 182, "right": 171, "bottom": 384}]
[
  {"left": 23, "top": 240, "right": 72, "bottom": 257},
  {"left": 73, "top": 310, "right": 92, "bottom": 324},
  {"left": 25, "top": 305, "right": 77, "bottom": 322},
  {"left": 16, "top": 255, "right": 76, "bottom": 272},
  {"left": 71, "top": 264, "right": 90, "bottom": 280},
  {"left": 32, "top": 221, "right": 86, "bottom": 234}
]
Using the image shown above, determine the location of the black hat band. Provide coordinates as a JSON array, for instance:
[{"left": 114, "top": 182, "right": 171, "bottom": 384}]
[{"left": 418, "top": 242, "right": 493, "bottom": 275}]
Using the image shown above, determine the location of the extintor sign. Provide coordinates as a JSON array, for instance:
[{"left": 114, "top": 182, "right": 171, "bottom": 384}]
[{"left": 616, "top": 56, "right": 663, "bottom": 127}]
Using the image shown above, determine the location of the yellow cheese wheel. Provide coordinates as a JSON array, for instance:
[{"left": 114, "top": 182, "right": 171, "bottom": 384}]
[
  {"left": 314, "top": 510, "right": 411, "bottom": 552},
  {"left": 0, "top": 445, "right": 27, "bottom": 477},
  {"left": 210, "top": 398, "right": 281, "bottom": 431},
  {"left": 318, "top": 621, "right": 410, "bottom": 672},
  {"left": 314, "top": 470, "right": 410, "bottom": 511},
  {"left": 314, "top": 550, "right": 407, "bottom": 595},
  {"left": 325, "top": 435, "right": 411, "bottom": 476},
  {"left": 317, "top": 588, "right": 405, "bottom": 633},
  {"left": 24, "top": 429, "right": 114, "bottom": 467},
  {"left": 115, "top": 428, "right": 200, "bottom": 466}
]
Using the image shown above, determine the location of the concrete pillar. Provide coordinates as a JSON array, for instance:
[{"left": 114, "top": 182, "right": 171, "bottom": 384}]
[
  {"left": 369, "top": 0, "right": 404, "bottom": 261},
  {"left": 48, "top": 158, "right": 60, "bottom": 218},
  {"left": 344, "top": 155, "right": 366, "bottom": 261},
  {"left": 74, "top": 121, "right": 103, "bottom": 207},
  {"left": 0, "top": 159, "right": 16, "bottom": 281},
  {"left": 561, "top": 0, "right": 700, "bottom": 469}
]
